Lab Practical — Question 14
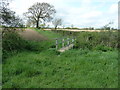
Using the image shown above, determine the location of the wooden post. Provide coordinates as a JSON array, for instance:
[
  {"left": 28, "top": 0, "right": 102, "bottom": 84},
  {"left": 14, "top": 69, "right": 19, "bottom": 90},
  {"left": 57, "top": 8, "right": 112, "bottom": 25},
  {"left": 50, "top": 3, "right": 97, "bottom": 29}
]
[
  {"left": 62, "top": 38, "right": 64, "bottom": 47},
  {"left": 74, "top": 37, "right": 76, "bottom": 45},
  {"left": 67, "top": 38, "right": 70, "bottom": 46},
  {"left": 72, "top": 38, "right": 74, "bottom": 49},
  {"left": 70, "top": 38, "right": 72, "bottom": 44},
  {"left": 56, "top": 38, "right": 58, "bottom": 50},
  {"left": 72, "top": 38, "right": 74, "bottom": 43}
]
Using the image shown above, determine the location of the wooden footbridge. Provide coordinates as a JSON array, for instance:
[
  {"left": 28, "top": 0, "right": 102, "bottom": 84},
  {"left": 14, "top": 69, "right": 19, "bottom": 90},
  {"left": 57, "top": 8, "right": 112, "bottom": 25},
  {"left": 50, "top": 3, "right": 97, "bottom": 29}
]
[{"left": 55, "top": 37, "right": 76, "bottom": 52}]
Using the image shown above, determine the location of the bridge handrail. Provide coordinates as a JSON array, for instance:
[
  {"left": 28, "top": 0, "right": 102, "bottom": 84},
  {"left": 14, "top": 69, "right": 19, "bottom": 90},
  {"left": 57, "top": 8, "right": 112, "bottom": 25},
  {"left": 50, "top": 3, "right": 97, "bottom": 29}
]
[{"left": 55, "top": 37, "right": 76, "bottom": 50}]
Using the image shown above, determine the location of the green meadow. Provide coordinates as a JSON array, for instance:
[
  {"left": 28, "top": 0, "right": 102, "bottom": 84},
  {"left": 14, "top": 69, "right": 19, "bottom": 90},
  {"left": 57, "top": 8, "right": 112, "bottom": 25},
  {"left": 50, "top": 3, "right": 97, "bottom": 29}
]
[{"left": 2, "top": 28, "right": 118, "bottom": 88}]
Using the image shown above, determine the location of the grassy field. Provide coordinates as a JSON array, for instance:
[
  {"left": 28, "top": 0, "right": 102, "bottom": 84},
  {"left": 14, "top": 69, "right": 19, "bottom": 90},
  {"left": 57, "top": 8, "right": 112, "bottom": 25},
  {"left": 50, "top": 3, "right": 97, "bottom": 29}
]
[{"left": 2, "top": 28, "right": 118, "bottom": 88}]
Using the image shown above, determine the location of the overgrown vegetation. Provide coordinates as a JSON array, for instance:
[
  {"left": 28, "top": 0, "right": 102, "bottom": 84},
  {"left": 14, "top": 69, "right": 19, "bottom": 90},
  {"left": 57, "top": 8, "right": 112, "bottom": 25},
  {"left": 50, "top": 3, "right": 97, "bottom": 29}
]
[{"left": 2, "top": 28, "right": 54, "bottom": 60}]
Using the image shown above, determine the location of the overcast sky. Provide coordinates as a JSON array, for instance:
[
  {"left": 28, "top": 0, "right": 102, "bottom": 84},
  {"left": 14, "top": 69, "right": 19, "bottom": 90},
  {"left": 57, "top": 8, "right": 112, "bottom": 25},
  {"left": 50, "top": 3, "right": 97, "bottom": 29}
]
[{"left": 9, "top": 0, "right": 119, "bottom": 28}]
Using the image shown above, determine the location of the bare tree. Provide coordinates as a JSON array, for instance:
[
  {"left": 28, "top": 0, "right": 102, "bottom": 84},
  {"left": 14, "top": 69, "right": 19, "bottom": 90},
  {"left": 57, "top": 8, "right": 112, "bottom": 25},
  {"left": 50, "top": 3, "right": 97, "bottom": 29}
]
[
  {"left": 24, "top": 2, "right": 56, "bottom": 28},
  {"left": 103, "top": 22, "right": 114, "bottom": 30},
  {"left": 52, "top": 18, "right": 62, "bottom": 30}
]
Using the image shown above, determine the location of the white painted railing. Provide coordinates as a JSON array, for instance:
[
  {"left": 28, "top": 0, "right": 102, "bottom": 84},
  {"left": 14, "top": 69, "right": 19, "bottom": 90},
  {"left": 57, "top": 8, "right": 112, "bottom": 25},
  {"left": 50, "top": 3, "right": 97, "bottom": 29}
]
[{"left": 55, "top": 37, "right": 76, "bottom": 50}]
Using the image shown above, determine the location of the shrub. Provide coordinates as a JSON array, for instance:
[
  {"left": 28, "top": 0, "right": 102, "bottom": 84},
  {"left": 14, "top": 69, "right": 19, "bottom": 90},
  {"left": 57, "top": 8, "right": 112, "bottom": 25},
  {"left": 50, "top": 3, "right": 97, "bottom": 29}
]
[
  {"left": 3, "top": 30, "right": 27, "bottom": 52},
  {"left": 74, "top": 31, "right": 118, "bottom": 50},
  {"left": 94, "top": 45, "right": 113, "bottom": 52},
  {"left": 2, "top": 29, "right": 27, "bottom": 59}
]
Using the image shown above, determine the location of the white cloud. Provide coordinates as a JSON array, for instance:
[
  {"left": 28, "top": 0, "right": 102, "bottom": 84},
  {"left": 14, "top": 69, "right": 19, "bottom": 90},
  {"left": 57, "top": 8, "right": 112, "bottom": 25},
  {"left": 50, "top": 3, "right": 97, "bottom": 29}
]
[
  {"left": 81, "top": 11, "right": 102, "bottom": 19},
  {"left": 109, "top": 4, "right": 118, "bottom": 14}
]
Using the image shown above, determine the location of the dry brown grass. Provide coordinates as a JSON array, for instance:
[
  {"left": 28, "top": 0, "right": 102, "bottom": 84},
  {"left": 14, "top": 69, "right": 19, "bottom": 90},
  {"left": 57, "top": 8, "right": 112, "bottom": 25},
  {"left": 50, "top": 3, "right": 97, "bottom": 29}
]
[{"left": 19, "top": 29, "right": 48, "bottom": 41}]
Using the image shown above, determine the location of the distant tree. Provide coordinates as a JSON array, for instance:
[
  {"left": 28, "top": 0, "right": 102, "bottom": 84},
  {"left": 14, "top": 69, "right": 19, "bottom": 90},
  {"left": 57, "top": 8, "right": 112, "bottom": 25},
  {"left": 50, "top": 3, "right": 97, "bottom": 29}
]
[
  {"left": 52, "top": 18, "right": 62, "bottom": 30},
  {"left": 26, "top": 19, "right": 36, "bottom": 27},
  {"left": 71, "top": 24, "right": 74, "bottom": 29},
  {"left": 89, "top": 27, "right": 94, "bottom": 30},
  {"left": 103, "top": 22, "right": 114, "bottom": 30},
  {"left": 47, "top": 25, "right": 50, "bottom": 28},
  {"left": 0, "top": 0, "right": 24, "bottom": 27},
  {"left": 65, "top": 27, "right": 71, "bottom": 29},
  {"left": 24, "top": 2, "right": 56, "bottom": 28},
  {"left": 40, "top": 23, "right": 46, "bottom": 29},
  {"left": 63, "top": 25, "right": 65, "bottom": 29}
]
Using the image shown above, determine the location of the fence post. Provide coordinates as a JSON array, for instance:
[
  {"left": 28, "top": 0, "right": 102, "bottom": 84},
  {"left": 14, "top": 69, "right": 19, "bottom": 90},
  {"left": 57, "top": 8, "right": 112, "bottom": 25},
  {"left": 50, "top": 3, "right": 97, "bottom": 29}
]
[
  {"left": 56, "top": 38, "right": 58, "bottom": 50},
  {"left": 67, "top": 38, "right": 70, "bottom": 46},
  {"left": 72, "top": 38, "right": 74, "bottom": 49},
  {"left": 70, "top": 38, "right": 72, "bottom": 44},
  {"left": 62, "top": 38, "right": 64, "bottom": 47},
  {"left": 72, "top": 38, "right": 74, "bottom": 43}
]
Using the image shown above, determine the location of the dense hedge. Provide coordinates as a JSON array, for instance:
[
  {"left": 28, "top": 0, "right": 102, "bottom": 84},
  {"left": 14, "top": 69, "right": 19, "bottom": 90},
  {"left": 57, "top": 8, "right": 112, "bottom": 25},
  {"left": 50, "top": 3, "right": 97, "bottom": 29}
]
[{"left": 74, "top": 31, "right": 118, "bottom": 50}]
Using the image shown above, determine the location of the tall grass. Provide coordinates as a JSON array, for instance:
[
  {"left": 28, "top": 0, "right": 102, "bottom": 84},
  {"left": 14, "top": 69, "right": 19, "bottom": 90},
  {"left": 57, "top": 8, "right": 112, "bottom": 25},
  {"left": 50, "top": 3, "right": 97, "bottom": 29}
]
[{"left": 2, "top": 49, "right": 118, "bottom": 88}]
